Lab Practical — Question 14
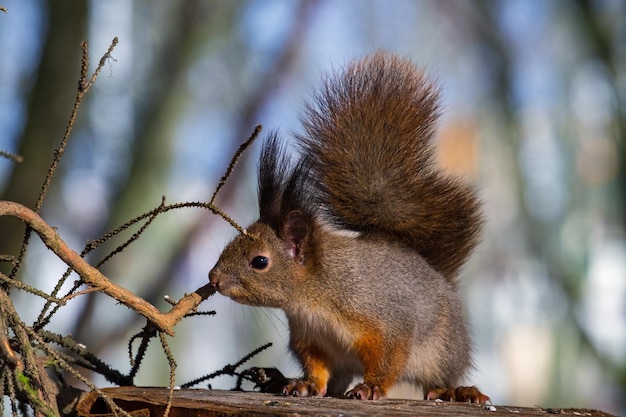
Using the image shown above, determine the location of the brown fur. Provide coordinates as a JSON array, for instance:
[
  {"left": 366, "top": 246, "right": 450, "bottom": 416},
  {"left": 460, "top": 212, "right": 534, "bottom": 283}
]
[{"left": 209, "top": 52, "right": 488, "bottom": 402}]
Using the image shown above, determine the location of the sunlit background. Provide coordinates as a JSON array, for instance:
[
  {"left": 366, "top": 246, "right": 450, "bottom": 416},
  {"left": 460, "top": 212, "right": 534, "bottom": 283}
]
[{"left": 1, "top": 1, "right": 625, "bottom": 415}]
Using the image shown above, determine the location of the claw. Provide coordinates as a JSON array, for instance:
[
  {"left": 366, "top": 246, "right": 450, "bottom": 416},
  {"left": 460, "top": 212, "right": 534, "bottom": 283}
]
[
  {"left": 426, "top": 386, "right": 491, "bottom": 404},
  {"left": 282, "top": 379, "right": 324, "bottom": 397},
  {"left": 346, "top": 383, "right": 382, "bottom": 400}
]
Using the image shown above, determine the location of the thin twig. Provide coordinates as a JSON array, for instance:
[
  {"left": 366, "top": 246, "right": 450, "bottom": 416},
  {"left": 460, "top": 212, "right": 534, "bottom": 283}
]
[
  {"left": 37, "top": 38, "right": 118, "bottom": 219},
  {"left": 127, "top": 324, "right": 156, "bottom": 378},
  {"left": 0, "top": 272, "right": 66, "bottom": 305},
  {"left": 36, "top": 199, "right": 224, "bottom": 331},
  {"left": 61, "top": 286, "right": 98, "bottom": 302},
  {"left": 210, "top": 124, "right": 262, "bottom": 205},
  {"left": 24, "top": 324, "right": 132, "bottom": 417},
  {"left": 40, "top": 330, "right": 132, "bottom": 386},
  {"left": 159, "top": 332, "right": 176, "bottom": 417},
  {"left": 84, "top": 200, "right": 244, "bottom": 253},
  {"left": 0, "top": 305, "right": 22, "bottom": 369},
  {"left": 36, "top": 272, "right": 83, "bottom": 329},
  {"left": 78, "top": 40, "right": 88, "bottom": 91},
  {"left": 208, "top": 125, "right": 264, "bottom": 237},
  {"left": 83, "top": 37, "right": 118, "bottom": 92},
  {"left": 0, "top": 290, "right": 58, "bottom": 417},
  {"left": 180, "top": 342, "right": 272, "bottom": 388},
  {"left": 209, "top": 204, "right": 248, "bottom": 236},
  {"left": 0, "top": 150, "right": 23, "bottom": 163},
  {"left": 9, "top": 38, "right": 119, "bottom": 282},
  {"left": 83, "top": 200, "right": 247, "bottom": 250},
  {"left": 95, "top": 196, "right": 166, "bottom": 268},
  {"left": 183, "top": 310, "right": 216, "bottom": 318},
  {"left": 0, "top": 254, "right": 18, "bottom": 264},
  {"left": 4, "top": 370, "right": 19, "bottom": 417}
]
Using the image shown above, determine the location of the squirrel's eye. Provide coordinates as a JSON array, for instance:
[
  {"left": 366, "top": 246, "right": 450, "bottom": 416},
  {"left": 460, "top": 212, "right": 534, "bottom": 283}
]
[{"left": 250, "top": 256, "right": 269, "bottom": 270}]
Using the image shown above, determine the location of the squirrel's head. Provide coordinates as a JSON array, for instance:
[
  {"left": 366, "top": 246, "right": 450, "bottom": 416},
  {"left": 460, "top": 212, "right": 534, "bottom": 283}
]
[{"left": 208, "top": 211, "right": 314, "bottom": 308}]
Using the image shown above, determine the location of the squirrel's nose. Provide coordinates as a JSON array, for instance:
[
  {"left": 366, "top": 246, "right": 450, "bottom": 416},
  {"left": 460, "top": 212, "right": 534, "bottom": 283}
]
[
  {"left": 209, "top": 267, "right": 237, "bottom": 295},
  {"left": 208, "top": 268, "right": 220, "bottom": 289}
]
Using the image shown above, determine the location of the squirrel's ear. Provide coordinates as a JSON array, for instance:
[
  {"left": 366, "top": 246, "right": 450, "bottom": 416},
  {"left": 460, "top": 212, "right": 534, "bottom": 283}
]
[{"left": 282, "top": 210, "right": 308, "bottom": 262}]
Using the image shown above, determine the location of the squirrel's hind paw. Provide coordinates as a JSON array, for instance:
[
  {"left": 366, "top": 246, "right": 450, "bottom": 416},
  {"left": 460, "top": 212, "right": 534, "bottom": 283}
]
[
  {"left": 426, "top": 386, "right": 491, "bottom": 404},
  {"left": 346, "top": 383, "right": 383, "bottom": 400},
  {"left": 282, "top": 379, "right": 326, "bottom": 397}
]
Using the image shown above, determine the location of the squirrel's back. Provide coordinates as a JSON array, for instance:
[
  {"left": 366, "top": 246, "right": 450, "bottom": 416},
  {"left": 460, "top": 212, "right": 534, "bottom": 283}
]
[{"left": 291, "top": 52, "right": 482, "bottom": 280}]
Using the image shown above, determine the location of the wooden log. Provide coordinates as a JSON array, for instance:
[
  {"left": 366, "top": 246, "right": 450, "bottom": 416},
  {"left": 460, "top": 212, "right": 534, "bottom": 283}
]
[{"left": 75, "top": 387, "right": 618, "bottom": 417}]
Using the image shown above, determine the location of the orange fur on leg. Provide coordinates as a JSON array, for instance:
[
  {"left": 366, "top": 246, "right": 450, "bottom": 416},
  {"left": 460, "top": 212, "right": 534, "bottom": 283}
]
[
  {"left": 347, "top": 329, "right": 410, "bottom": 400},
  {"left": 284, "top": 342, "right": 331, "bottom": 397}
]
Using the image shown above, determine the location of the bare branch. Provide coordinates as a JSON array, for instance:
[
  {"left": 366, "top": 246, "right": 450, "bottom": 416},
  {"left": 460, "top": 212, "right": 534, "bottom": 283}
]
[
  {"left": 36, "top": 37, "right": 118, "bottom": 215},
  {"left": 23, "top": 321, "right": 133, "bottom": 417},
  {"left": 159, "top": 332, "right": 176, "bottom": 417},
  {"left": 0, "top": 200, "right": 215, "bottom": 336},
  {"left": 8, "top": 37, "right": 120, "bottom": 283},
  {"left": 0, "top": 272, "right": 66, "bottom": 305}
]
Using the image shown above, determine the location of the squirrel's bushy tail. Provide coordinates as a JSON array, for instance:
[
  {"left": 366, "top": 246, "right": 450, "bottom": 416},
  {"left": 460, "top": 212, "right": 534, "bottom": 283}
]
[{"left": 297, "top": 52, "right": 482, "bottom": 280}]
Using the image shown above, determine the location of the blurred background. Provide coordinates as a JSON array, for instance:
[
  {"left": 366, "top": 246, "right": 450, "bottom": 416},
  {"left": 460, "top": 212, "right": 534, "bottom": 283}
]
[{"left": 0, "top": 0, "right": 624, "bottom": 415}]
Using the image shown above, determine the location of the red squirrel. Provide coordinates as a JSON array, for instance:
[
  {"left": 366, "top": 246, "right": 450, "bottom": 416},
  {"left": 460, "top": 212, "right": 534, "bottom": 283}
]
[{"left": 209, "top": 52, "right": 489, "bottom": 403}]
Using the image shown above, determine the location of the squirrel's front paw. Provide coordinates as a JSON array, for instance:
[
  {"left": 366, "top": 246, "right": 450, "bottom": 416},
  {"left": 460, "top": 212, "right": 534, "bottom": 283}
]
[
  {"left": 282, "top": 379, "right": 325, "bottom": 397},
  {"left": 426, "top": 386, "right": 491, "bottom": 404},
  {"left": 346, "top": 383, "right": 382, "bottom": 400}
]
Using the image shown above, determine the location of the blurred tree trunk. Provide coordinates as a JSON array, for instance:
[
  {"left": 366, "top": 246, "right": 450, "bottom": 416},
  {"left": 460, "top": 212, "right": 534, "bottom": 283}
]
[
  {"left": 574, "top": 0, "right": 626, "bottom": 390},
  {"left": 72, "top": 0, "right": 321, "bottom": 355},
  {"left": 575, "top": 0, "right": 626, "bottom": 230},
  {"left": 0, "top": 0, "right": 88, "bottom": 277},
  {"left": 70, "top": 0, "right": 241, "bottom": 345}
]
